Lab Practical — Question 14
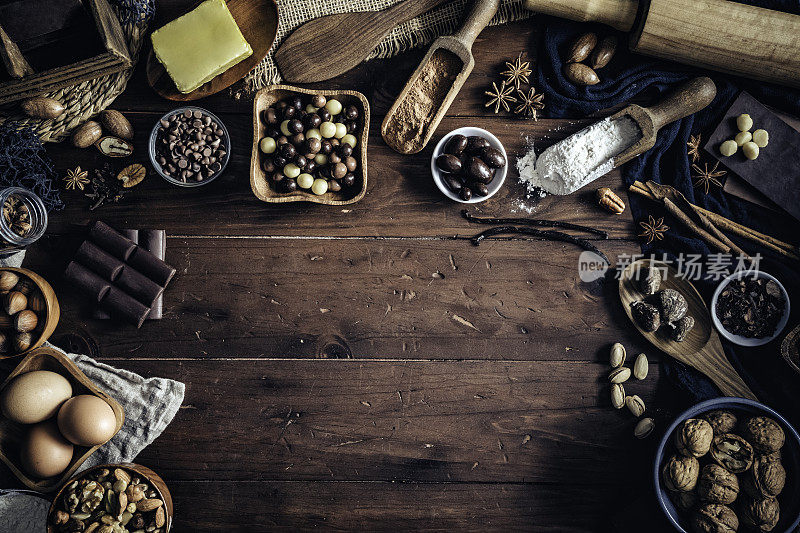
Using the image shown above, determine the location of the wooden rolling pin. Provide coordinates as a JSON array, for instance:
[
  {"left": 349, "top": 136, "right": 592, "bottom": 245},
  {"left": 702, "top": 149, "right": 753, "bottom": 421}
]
[{"left": 523, "top": 0, "right": 800, "bottom": 88}]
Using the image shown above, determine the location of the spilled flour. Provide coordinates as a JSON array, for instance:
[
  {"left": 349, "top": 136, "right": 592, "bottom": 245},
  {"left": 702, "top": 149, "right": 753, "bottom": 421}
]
[{"left": 517, "top": 117, "right": 640, "bottom": 196}]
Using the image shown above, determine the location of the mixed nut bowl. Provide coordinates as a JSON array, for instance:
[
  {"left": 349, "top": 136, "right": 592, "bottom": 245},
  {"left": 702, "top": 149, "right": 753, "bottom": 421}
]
[{"left": 654, "top": 398, "right": 800, "bottom": 533}]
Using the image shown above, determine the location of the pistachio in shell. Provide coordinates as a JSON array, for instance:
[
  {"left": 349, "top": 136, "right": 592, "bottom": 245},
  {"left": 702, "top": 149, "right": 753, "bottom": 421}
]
[
  {"left": 739, "top": 496, "right": 780, "bottom": 532},
  {"left": 653, "top": 289, "right": 688, "bottom": 323},
  {"left": 100, "top": 109, "right": 133, "bottom": 140},
  {"left": 702, "top": 410, "right": 737, "bottom": 436},
  {"left": 692, "top": 503, "right": 738, "bottom": 533},
  {"left": 741, "top": 417, "right": 785, "bottom": 454},
  {"left": 674, "top": 418, "right": 714, "bottom": 458},
  {"left": 662, "top": 454, "right": 700, "bottom": 492},
  {"left": 710, "top": 433, "right": 754, "bottom": 473},
  {"left": 743, "top": 454, "right": 786, "bottom": 499},
  {"left": 20, "top": 97, "right": 64, "bottom": 119},
  {"left": 697, "top": 464, "right": 739, "bottom": 505}
]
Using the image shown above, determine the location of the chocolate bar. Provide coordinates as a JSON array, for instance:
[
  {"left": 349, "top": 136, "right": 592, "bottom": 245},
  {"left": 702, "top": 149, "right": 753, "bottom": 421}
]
[
  {"left": 75, "top": 241, "right": 125, "bottom": 282},
  {"left": 89, "top": 221, "right": 137, "bottom": 261},
  {"left": 64, "top": 262, "right": 111, "bottom": 303},
  {"left": 93, "top": 229, "right": 137, "bottom": 320},
  {"left": 117, "top": 266, "right": 164, "bottom": 308},
  {"left": 140, "top": 230, "right": 166, "bottom": 319},
  {"left": 99, "top": 287, "right": 151, "bottom": 329},
  {"left": 127, "top": 245, "right": 176, "bottom": 287}
]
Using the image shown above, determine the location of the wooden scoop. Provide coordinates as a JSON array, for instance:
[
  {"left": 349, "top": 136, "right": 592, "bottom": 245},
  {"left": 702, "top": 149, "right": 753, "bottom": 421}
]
[
  {"left": 619, "top": 258, "right": 757, "bottom": 400},
  {"left": 382, "top": 0, "right": 500, "bottom": 154},
  {"left": 276, "top": 0, "right": 449, "bottom": 83},
  {"left": 612, "top": 77, "right": 717, "bottom": 167}
]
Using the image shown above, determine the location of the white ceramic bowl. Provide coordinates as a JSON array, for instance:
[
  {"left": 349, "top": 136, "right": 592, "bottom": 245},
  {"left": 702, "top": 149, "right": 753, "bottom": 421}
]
[
  {"left": 430, "top": 127, "right": 507, "bottom": 203},
  {"left": 711, "top": 269, "right": 790, "bottom": 347}
]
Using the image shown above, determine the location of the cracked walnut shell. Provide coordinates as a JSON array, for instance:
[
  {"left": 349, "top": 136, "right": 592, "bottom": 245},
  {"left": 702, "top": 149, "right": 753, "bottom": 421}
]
[
  {"left": 710, "top": 433, "right": 754, "bottom": 473},
  {"left": 663, "top": 454, "right": 700, "bottom": 492},
  {"left": 692, "top": 503, "right": 738, "bottom": 533},
  {"left": 675, "top": 418, "right": 714, "bottom": 458},
  {"left": 741, "top": 417, "right": 785, "bottom": 454},
  {"left": 697, "top": 464, "right": 739, "bottom": 505}
]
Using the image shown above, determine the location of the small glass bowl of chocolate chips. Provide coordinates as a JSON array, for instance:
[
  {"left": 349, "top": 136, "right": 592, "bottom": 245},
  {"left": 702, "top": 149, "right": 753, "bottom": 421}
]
[
  {"left": 431, "top": 127, "right": 507, "bottom": 203},
  {"left": 149, "top": 107, "right": 231, "bottom": 187},
  {"left": 711, "top": 269, "right": 790, "bottom": 347},
  {"left": 258, "top": 93, "right": 363, "bottom": 198}
]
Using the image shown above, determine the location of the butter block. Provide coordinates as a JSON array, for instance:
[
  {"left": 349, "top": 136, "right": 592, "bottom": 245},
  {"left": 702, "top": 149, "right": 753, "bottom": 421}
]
[{"left": 151, "top": 0, "right": 252, "bottom": 94}]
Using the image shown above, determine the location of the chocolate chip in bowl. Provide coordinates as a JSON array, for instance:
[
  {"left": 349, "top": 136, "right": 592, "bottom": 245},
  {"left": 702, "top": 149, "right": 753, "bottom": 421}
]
[
  {"left": 430, "top": 127, "right": 507, "bottom": 203},
  {"left": 149, "top": 107, "right": 231, "bottom": 187},
  {"left": 250, "top": 84, "right": 370, "bottom": 205},
  {"left": 711, "top": 270, "right": 790, "bottom": 347},
  {"left": 47, "top": 462, "right": 173, "bottom": 533}
]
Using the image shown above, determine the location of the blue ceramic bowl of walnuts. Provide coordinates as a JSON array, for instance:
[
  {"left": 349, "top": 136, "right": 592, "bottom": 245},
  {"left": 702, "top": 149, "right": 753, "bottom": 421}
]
[{"left": 654, "top": 398, "right": 800, "bottom": 532}]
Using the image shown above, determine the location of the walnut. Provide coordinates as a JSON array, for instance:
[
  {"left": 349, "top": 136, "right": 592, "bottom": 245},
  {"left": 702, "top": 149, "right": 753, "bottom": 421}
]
[
  {"left": 692, "top": 503, "right": 738, "bottom": 533},
  {"left": 743, "top": 454, "right": 786, "bottom": 499},
  {"left": 663, "top": 454, "right": 700, "bottom": 492},
  {"left": 741, "top": 417, "right": 785, "bottom": 454},
  {"left": 739, "top": 496, "right": 780, "bottom": 532},
  {"left": 671, "top": 489, "right": 698, "bottom": 512},
  {"left": 697, "top": 464, "right": 739, "bottom": 504},
  {"left": 631, "top": 300, "right": 661, "bottom": 332},
  {"left": 654, "top": 289, "right": 688, "bottom": 323},
  {"left": 50, "top": 510, "right": 69, "bottom": 525},
  {"left": 710, "top": 433, "right": 754, "bottom": 473},
  {"left": 702, "top": 410, "right": 738, "bottom": 436},
  {"left": 675, "top": 418, "right": 714, "bottom": 457}
]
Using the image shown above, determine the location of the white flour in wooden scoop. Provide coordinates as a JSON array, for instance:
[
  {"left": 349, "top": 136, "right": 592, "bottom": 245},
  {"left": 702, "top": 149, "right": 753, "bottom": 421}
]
[{"left": 517, "top": 116, "right": 640, "bottom": 196}]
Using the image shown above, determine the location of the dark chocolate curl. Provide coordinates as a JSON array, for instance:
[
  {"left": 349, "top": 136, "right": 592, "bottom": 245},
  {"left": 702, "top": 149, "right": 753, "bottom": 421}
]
[{"left": 64, "top": 262, "right": 111, "bottom": 303}]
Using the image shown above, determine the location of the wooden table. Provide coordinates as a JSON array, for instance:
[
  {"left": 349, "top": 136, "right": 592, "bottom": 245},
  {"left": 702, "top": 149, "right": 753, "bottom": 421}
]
[{"left": 10, "top": 15, "right": 696, "bottom": 532}]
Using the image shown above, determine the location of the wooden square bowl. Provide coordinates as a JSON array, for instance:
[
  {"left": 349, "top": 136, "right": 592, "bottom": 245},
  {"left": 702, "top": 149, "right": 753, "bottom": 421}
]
[
  {"left": 0, "top": 267, "right": 60, "bottom": 360},
  {"left": 0, "top": 347, "right": 125, "bottom": 492},
  {"left": 250, "top": 84, "right": 369, "bottom": 205},
  {"left": 47, "top": 463, "right": 172, "bottom": 532}
]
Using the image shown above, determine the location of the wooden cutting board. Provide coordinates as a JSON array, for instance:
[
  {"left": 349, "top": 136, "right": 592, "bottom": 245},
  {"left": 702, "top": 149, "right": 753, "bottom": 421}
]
[{"left": 704, "top": 92, "right": 800, "bottom": 221}]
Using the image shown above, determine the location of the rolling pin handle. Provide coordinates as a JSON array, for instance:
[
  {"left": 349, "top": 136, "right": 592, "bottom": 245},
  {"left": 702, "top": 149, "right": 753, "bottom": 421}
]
[
  {"left": 522, "top": 0, "right": 639, "bottom": 31},
  {"left": 648, "top": 77, "right": 717, "bottom": 131},
  {"left": 453, "top": 0, "right": 501, "bottom": 47}
]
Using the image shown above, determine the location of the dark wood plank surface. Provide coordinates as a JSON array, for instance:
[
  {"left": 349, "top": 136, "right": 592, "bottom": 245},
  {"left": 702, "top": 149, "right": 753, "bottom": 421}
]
[{"left": 0, "top": 12, "right": 718, "bottom": 532}]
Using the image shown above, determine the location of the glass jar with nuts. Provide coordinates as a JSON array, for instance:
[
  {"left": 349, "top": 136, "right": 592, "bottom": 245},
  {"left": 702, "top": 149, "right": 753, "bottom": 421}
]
[{"left": 0, "top": 187, "right": 48, "bottom": 256}]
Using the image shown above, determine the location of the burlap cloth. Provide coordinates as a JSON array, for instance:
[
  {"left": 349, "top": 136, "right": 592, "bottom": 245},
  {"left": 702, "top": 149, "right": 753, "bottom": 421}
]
[{"left": 243, "top": 0, "right": 533, "bottom": 93}]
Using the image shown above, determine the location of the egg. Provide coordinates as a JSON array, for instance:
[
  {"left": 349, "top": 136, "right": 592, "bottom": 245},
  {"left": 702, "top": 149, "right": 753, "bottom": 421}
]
[
  {"left": 0, "top": 370, "right": 73, "bottom": 424},
  {"left": 21, "top": 419, "right": 74, "bottom": 478},
  {"left": 57, "top": 395, "right": 117, "bottom": 446}
]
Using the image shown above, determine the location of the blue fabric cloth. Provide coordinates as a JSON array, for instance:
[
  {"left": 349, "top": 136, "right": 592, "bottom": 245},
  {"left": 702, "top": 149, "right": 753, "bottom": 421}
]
[{"left": 534, "top": 8, "right": 800, "bottom": 427}]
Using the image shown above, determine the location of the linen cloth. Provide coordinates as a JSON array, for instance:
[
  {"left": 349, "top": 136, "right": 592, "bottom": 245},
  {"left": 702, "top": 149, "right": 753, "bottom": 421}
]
[
  {"left": 0, "top": 346, "right": 184, "bottom": 530},
  {"left": 243, "top": 0, "right": 533, "bottom": 93}
]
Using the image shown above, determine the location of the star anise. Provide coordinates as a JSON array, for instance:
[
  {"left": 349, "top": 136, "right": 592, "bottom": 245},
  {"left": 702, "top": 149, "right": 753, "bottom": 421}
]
[
  {"left": 515, "top": 87, "right": 545, "bottom": 120},
  {"left": 686, "top": 134, "right": 702, "bottom": 163},
  {"left": 638, "top": 215, "right": 669, "bottom": 244},
  {"left": 484, "top": 81, "right": 516, "bottom": 114},
  {"left": 63, "top": 167, "right": 90, "bottom": 190},
  {"left": 692, "top": 161, "right": 726, "bottom": 194},
  {"left": 500, "top": 53, "right": 532, "bottom": 90}
]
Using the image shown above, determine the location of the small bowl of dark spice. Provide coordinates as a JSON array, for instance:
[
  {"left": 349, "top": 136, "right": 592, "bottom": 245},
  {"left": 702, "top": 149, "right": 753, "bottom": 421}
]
[
  {"left": 712, "top": 270, "right": 790, "bottom": 347},
  {"left": 431, "top": 127, "right": 507, "bottom": 203},
  {"left": 149, "top": 107, "right": 231, "bottom": 187}
]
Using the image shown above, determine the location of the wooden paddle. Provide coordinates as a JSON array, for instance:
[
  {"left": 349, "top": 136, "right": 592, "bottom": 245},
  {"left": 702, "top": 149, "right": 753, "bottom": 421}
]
[
  {"left": 619, "top": 258, "right": 757, "bottom": 400},
  {"left": 275, "top": 0, "right": 449, "bottom": 83}
]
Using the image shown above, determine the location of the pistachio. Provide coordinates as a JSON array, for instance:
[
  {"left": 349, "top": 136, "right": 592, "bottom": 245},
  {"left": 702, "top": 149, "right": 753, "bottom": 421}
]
[
  {"left": 611, "top": 383, "right": 625, "bottom": 409},
  {"left": 633, "top": 353, "right": 648, "bottom": 380},
  {"left": 626, "top": 395, "right": 645, "bottom": 417},
  {"left": 113, "top": 479, "right": 128, "bottom": 493},
  {"left": 609, "top": 342, "right": 626, "bottom": 368},
  {"left": 609, "top": 367, "right": 631, "bottom": 384},
  {"left": 634, "top": 417, "right": 655, "bottom": 439}
]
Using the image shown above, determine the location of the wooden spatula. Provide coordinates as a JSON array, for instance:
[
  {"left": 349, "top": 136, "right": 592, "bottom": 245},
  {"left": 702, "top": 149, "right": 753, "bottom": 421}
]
[
  {"left": 276, "top": 0, "right": 449, "bottom": 83},
  {"left": 612, "top": 76, "right": 717, "bottom": 167}
]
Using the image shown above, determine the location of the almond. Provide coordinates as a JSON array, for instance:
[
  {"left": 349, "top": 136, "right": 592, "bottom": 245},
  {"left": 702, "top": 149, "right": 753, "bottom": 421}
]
[
  {"left": 155, "top": 506, "right": 166, "bottom": 528},
  {"left": 114, "top": 468, "right": 131, "bottom": 484},
  {"left": 137, "top": 498, "right": 163, "bottom": 512},
  {"left": 5, "top": 291, "right": 26, "bottom": 315}
]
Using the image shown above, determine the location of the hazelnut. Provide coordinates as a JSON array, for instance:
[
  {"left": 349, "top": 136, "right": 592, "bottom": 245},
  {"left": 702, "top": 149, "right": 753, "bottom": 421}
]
[
  {"left": 675, "top": 418, "right": 714, "bottom": 457},
  {"left": 710, "top": 433, "right": 754, "bottom": 473},
  {"left": 739, "top": 496, "right": 780, "bottom": 532},
  {"left": 692, "top": 503, "right": 738, "bottom": 533},
  {"left": 697, "top": 464, "right": 738, "bottom": 504},
  {"left": 14, "top": 309, "right": 37, "bottom": 332},
  {"left": 702, "top": 410, "right": 737, "bottom": 436},
  {"left": 4, "top": 291, "right": 26, "bottom": 315},
  {"left": 13, "top": 278, "right": 35, "bottom": 295},
  {"left": 663, "top": 454, "right": 700, "bottom": 492},
  {"left": 741, "top": 417, "right": 785, "bottom": 454},
  {"left": 0, "top": 270, "right": 19, "bottom": 291},
  {"left": 13, "top": 332, "right": 32, "bottom": 353}
]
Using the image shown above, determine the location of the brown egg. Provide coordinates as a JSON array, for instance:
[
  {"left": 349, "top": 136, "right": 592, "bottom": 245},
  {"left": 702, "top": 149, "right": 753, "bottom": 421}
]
[
  {"left": 0, "top": 370, "right": 73, "bottom": 424},
  {"left": 21, "top": 419, "right": 74, "bottom": 478},
  {"left": 57, "top": 395, "right": 117, "bottom": 446}
]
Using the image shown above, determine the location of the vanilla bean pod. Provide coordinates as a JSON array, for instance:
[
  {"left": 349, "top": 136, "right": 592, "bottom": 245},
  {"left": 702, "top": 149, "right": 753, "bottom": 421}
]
[
  {"left": 462, "top": 210, "right": 608, "bottom": 238},
  {"left": 470, "top": 225, "right": 610, "bottom": 264}
]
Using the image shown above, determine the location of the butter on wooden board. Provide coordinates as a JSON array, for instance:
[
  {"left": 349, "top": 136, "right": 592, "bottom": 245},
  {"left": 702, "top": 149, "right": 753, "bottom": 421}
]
[{"left": 150, "top": 0, "right": 252, "bottom": 94}]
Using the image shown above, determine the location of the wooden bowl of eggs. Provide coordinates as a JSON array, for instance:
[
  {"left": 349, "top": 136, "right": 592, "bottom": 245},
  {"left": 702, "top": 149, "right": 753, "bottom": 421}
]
[
  {"left": 0, "top": 346, "right": 124, "bottom": 491},
  {"left": 0, "top": 268, "right": 60, "bottom": 359}
]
